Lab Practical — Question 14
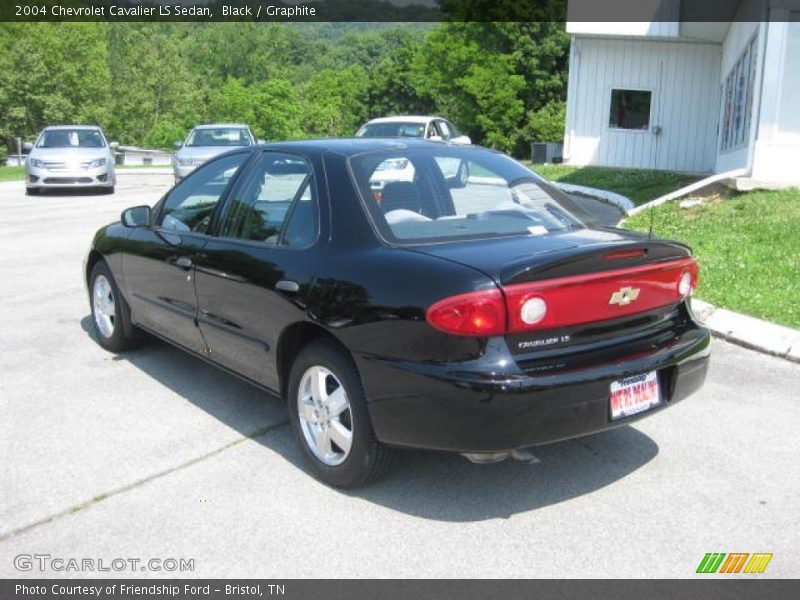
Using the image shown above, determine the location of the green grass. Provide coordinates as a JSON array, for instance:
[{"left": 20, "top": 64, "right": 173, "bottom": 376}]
[
  {"left": 625, "top": 189, "right": 800, "bottom": 329},
  {"left": 527, "top": 164, "right": 701, "bottom": 206},
  {"left": 0, "top": 166, "right": 25, "bottom": 181}
]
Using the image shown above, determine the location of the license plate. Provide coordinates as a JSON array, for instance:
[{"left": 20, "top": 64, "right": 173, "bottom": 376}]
[{"left": 609, "top": 371, "right": 661, "bottom": 421}]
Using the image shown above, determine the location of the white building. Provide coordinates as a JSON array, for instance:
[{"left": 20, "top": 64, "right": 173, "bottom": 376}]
[{"left": 563, "top": 0, "right": 800, "bottom": 187}]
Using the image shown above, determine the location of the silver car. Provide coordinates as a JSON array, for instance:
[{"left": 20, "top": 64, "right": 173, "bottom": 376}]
[
  {"left": 173, "top": 124, "right": 259, "bottom": 183},
  {"left": 25, "top": 126, "right": 117, "bottom": 195}
]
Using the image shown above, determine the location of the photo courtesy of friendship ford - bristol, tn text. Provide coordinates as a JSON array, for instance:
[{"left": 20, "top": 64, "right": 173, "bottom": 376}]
[{"left": 1, "top": 0, "right": 798, "bottom": 596}]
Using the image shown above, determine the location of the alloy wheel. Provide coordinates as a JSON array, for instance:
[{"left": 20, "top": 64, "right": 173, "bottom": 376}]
[
  {"left": 92, "top": 274, "right": 116, "bottom": 339},
  {"left": 297, "top": 366, "right": 354, "bottom": 466}
]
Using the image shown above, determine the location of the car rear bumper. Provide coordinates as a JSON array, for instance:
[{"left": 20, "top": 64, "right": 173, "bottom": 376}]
[{"left": 356, "top": 326, "right": 710, "bottom": 453}]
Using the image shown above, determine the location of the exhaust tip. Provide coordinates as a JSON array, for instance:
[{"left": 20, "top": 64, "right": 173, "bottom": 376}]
[{"left": 461, "top": 452, "right": 510, "bottom": 464}]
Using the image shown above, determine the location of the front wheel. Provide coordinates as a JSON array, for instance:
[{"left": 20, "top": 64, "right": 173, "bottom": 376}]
[
  {"left": 89, "top": 261, "right": 139, "bottom": 352},
  {"left": 288, "top": 340, "right": 392, "bottom": 487}
]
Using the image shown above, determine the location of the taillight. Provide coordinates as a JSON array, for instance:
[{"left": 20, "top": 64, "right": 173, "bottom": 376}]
[
  {"left": 426, "top": 289, "right": 506, "bottom": 336},
  {"left": 427, "top": 257, "right": 699, "bottom": 337}
]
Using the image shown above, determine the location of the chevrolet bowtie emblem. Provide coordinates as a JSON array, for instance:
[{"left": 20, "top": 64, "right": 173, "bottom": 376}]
[{"left": 609, "top": 286, "right": 641, "bottom": 306}]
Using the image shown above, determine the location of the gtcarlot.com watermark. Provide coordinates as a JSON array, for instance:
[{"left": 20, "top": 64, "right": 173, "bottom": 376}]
[{"left": 14, "top": 553, "right": 195, "bottom": 573}]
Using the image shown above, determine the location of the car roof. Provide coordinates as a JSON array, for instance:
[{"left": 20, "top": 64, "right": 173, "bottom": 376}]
[
  {"left": 192, "top": 123, "right": 250, "bottom": 129},
  {"left": 363, "top": 116, "right": 444, "bottom": 125},
  {"left": 259, "top": 138, "right": 482, "bottom": 157},
  {"left": 42, "top": 125, "right": 103, "bottom": 131}
]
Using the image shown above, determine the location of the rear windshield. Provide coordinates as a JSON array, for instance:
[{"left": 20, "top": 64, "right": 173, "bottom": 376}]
[
  {"left": 356, "top": 122, "right": 426, "bottom": 139},
  {"left": 349, "top": 148, "right": 586, "bottom": 245},
  {"left": 37, "top": 129, "right": 105, "bottom": 148},
  {"left": 186, "top": 128, "right": 251, "bottom": 147}
]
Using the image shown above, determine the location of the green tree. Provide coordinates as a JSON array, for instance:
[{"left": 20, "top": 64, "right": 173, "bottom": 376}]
[
  {"left": 303, "top": 66, "right": 370, "bottom": 137},
  {"left": 0, "top": 23, "right": 110, "bottom": 142},
  {"left": 107, "top": 23, "right": 201, "bottom": 146}
]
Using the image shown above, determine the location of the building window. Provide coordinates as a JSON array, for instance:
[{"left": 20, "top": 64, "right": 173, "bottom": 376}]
[
  {"left": 609, "top": 89, "right": 652, "bottom": 130},
  {"left": 720, "top": 34, "right": 758, "bottom": 153}
]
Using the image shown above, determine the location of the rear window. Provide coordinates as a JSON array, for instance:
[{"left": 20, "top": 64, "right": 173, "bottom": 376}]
[{"left": 348, "top": 148, "right": 585, "bottom": 245}]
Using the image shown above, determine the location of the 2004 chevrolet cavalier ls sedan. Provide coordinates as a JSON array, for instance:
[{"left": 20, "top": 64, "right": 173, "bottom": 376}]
[{"left": 84, "top": 139, "right": 710, "bottom": 487}]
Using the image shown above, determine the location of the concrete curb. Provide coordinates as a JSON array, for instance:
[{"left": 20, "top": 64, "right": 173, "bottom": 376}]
[
  {"left": 553, "top": 183, "right": 635, "bottom": 213},
  {"left": 692, "top": 299, "right": 800, "bottom": 363}
]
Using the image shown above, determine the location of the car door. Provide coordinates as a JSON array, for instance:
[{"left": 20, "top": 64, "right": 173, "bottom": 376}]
[
  {"left": 193, "top": 151, "right": 322, "bottom": 391},
  {"left": 122, "top": 151, "right": 250, "bottom": 353}
]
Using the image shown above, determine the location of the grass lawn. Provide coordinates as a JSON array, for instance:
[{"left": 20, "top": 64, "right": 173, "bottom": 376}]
[
  {"left": 625, "top": 189, "right": 800, "bottom": 329},
  {"left": 527, "top": 163, "right": 701, "bottom": 206},
  {"left": 0, "top": 166, "right": 25, "bottom": 181}
]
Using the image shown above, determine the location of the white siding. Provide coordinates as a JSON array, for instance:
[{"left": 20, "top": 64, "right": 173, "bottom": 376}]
[{"left": 564, "top": 37, "right": 721, "bottom": 172}]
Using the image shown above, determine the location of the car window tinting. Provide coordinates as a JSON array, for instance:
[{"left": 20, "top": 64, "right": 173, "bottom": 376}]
[
  {"left": 158, "top": 153, "right": 248, "bottom": 234},
  {"left": 349, "top": 148, "right": 585, "bottom": 245},
  {"left": 219, "top": 153, "right": 318, "bottom": 248}
]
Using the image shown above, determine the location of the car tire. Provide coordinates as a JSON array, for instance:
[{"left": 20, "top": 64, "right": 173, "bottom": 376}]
[
  {"left": 25, "top": 187, "right": 39, "bottom": 196},
  {"left": 89, "top": 261, "right": 139, "bottom": 353},
  {"left": 288, "top": 339, "right": 392, "bottom": 488},
  {"left": 104, "top": 185, "right": 115, "bottom": 195}
]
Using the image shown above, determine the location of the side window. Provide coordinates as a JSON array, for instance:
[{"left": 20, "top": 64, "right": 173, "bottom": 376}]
[
  {"left": 159, "top": 153, "right": 248, "bottom": 234},
  {"left": 219, "top": 153, "right": 318, "bottom": 248},
  {"left": 437, "top": 120, "right": 453, "bottom": 140},
  {"left": 427, "top": 122, "right": 441, "bottom": 139}
]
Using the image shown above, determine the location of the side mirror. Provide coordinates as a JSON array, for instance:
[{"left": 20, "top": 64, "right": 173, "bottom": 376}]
[
  {"left": 173, "top": 141, "right": 183, "bottom": 149},
  {"left": 121, "top": 205, "right": 151, "bottom": 228},
  {"left": 109, "top": 141, "right": 119, "bottom": 150},
  {"left": 23, "top": 142, "right": 33, "bottom": 151}
]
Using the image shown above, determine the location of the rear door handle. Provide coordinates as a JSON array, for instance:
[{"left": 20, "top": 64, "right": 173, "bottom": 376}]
[
  {"left": 275, "top": 280, "right": 300, "bottom": 293},
  {"left": 175, "top": 256, "right": 193, "bottom": 270}
]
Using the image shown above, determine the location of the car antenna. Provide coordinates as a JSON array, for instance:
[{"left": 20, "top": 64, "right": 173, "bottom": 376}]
[{"left": 648, "top": 205, "right": 654, "bottom": 238}]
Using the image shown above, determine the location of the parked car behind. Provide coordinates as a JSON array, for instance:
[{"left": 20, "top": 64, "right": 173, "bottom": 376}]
[
  {"left": 85, "top": 139, "right": 710, "bottom": 488},
  {"left": 25, "top": 125, "right": 117, "bottom": 195},
  {"left": 356, "top": 116, "right": 472, "bottom": 191},
  {"left": 356, "top": 115, "right": 471, "bottom": 145},
  {"left": 173, "top": 124, "right": 259, "bottom": 183}
]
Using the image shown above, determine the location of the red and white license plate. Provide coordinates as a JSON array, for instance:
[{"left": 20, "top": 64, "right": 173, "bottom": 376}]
[{"left": 609, "top": 371, "right": 661, "bottom": 421}]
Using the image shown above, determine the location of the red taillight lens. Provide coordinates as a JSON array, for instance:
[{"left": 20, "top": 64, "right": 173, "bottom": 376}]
[{"left": 426, "top": 289, "right": 506, "bottom": 336}]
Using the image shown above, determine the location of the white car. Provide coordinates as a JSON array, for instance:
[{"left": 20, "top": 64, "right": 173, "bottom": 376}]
[
  {"left": 24, "top": 125, "right": 117, "bottom": 195},
  {"left": 355, "top": 115, "right": 471, "bottom": 145},
  {"left": 356, "top": 116, "right": 472, "bottom": 192}
]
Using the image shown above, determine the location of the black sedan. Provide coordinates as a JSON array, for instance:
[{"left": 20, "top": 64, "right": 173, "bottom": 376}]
[{"left": 85, "top": 139, "right": 710, "bottom": 487}]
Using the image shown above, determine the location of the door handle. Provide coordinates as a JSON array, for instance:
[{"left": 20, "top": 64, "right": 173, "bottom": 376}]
[
  {"left": 175, "top": 256, "right": 193, "bottom": 270},
  {"left": 275, "top": 280, "right": 300, "bottom": 293}
]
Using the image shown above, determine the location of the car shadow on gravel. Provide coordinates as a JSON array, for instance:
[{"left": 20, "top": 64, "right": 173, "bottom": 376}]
[{"left": 81, "top": 316, "right": 660, "bottom": 522}]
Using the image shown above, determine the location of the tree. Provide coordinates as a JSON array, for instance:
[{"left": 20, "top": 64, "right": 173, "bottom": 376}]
[
  {"left": 107, "top": 23, "right": 201, "bottom": 146},
  {"left": 303, "top": 67, "right": 370, "bottom": 137},
  {"left": 0, "top": 23, "right": 110, "bottom": 142}
]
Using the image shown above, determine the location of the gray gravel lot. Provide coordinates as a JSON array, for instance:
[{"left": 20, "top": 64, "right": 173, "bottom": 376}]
[{"left": 0, "top": 174, "right": 797, "bottom": 578}]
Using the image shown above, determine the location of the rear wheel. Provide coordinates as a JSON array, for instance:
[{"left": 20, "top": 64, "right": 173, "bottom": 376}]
[
  {"left": 288, "top": 340, "right": 392, "bottom": 487},
  {"left": 89, "top": 261, "right": 139, "bottom": 352}
]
